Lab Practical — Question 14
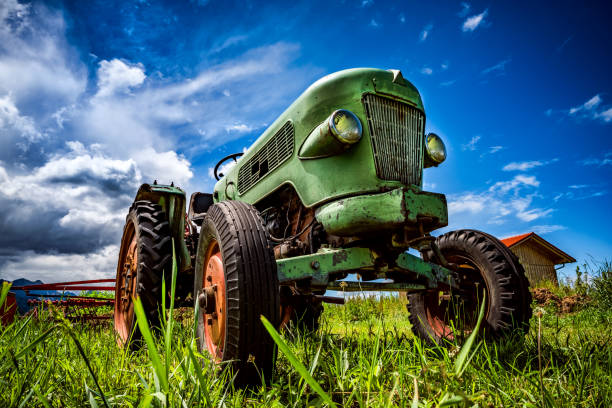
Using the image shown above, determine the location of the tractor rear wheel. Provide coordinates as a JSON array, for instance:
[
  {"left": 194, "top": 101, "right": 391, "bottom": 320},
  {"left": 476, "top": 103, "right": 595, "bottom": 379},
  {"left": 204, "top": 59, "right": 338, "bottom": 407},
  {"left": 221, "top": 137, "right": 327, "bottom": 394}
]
[
  {"left": 114, "top": 200, "right": 172, "bottom": 346},
  {"left": 407, "top": 229, "right": 532, "bottom": 345},
  {"left": 194, "top": 201, "right": 279, "bottom": 386}
]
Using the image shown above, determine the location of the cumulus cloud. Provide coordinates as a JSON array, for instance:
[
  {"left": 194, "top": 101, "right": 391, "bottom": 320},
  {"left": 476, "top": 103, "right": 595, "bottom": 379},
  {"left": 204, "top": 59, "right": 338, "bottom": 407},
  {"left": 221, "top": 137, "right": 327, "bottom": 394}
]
[
  {"left": 0, "top": 245, "right": 119, "bottom": 282},
  {"left": 448, "top": 174, "right": 553, "bottom": 227},
  {"left": 95, "top": 59, "right": 146, "bottom": 98},
  {"left": 0, "top": 93, "right": 43, "bottom": 144},
  {"left": 462, "top": 9, "right": 488, "bottom": 32},
  {"left": 0, "top": 1, "right": 318, "bottom": 281}
]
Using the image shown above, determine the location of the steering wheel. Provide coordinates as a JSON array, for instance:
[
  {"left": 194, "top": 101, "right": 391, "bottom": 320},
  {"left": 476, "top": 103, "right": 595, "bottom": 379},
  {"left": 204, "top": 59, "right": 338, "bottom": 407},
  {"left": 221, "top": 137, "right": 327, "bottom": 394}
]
[{"left": 213, "top": 152, "right": 244, "bottom": 181}]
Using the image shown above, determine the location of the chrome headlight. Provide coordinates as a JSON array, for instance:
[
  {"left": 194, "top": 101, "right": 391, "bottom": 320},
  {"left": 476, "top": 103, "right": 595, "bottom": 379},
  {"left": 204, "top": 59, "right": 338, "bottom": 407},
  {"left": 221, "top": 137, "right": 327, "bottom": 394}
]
[
  {"left": 424, "top": 133, "right": 447, "bottom": 167},
  {"left": 328, "top": 109, "right": 362, "bottom": 144},
  {"left": 299, "top": 109, "right": 363, "bottom": 159}
]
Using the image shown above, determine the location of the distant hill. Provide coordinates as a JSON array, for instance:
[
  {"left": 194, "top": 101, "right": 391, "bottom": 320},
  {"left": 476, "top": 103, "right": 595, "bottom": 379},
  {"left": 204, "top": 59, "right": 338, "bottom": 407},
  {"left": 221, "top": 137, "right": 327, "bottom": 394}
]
[{"left": 1, "top": 278, "right": 76, "bottom": 314}]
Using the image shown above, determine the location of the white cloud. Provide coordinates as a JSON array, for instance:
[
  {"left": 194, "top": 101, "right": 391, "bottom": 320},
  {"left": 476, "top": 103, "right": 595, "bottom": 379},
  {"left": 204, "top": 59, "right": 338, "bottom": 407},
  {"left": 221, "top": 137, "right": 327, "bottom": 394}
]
[
  {"left": 440, "top": 80, "right": 456, "bottom": 87},
  {"left": 596, "top": 108, "right": 612, "bottom": 122},
  {"left": 448, "top": 174, "right": 553, "bottom": 228},
  {"left": 482, "top": 58, "right": 511, "bottom": 75},
  {"left": 502, "top": 160, "right": 543, "bottom": 171},
  {"left": 225, "top": 123, "right": 254, "bottom": 133},
  {"left": 490, "top": 174, "right": 540, "bottom": 194},
  {"left": 95, "top": 59, "right": 146, "bottom": 98},
  {"left": 502, "top": 158, "right": 558, "bottom": 171},
  {"left": 0, "top": 245, "right": 118, "bottom": 282},
  {"left": 0, "top": 93, "right": 43, "bottom": 143},
  {"left": 399, "top": 14, "right": 405, "bottom": 23},
  {"left": 420, "top": 24, "right": 433, "bottom": 42},
  {"left": 131, "top": 148, "right": 193, "bottom": 186},
  {"left": 488, "top": 146, "right": 503, "bottom": 154},
  {"left": 0, "top": 2, "right": 320, "bottom": 281},
  {"left": 516, "top": 208, "right": 553, "bottom": 222},
  {"left": 461, "top": 135, "right": 480, "bottom": 151},
  {"left": 0, "top": 1, "right": 86, "bottom": 107},
  {"left": 448, "top": 193, "right": 485, "bottom": 214},
  {"left": 462, "top": 9, "right": 488, "bottom": 32},
  {"left": 369, "top": 19, "right": 380, "bottom": 28},
  {"left": 531, "top": 225, "right": 567, "bottom": 234},
  {"left": 420, "top": 67, "right": 433, "bottom": 75},
  {"left": 580, "top": 152, "right": 612, "bottom": 166},
  {"left": 569, "top": 94, "right": 601, "bottom": 115},
  {"left": 565, "top": 94, "right": 612, "bottom": 123}
]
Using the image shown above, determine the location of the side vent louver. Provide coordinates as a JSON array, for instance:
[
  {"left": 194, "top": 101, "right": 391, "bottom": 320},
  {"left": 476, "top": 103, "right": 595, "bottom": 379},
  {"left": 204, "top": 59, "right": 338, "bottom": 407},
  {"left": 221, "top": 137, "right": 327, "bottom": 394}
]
[{"left": 237, "top": 121, "right": 294, "bottom": 194}]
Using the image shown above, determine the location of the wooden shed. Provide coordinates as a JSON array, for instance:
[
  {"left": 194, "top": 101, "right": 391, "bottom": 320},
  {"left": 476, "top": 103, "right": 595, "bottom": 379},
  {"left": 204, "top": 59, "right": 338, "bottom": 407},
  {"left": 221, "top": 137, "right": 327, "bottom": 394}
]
[{"left": 501, "top": 232, "right": 576, "bottom": 286}]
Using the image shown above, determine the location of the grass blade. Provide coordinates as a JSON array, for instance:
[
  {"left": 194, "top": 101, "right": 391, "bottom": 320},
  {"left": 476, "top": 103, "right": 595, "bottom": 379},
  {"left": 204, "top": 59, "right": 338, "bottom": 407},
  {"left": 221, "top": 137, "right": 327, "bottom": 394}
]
[
  {"left": 14, "top": 325, "right": 57, "bottom": 359},
  {"left": 187, "top": 346, "right": 213, "bottom": 408},
  {"left": 0, "top": 281, "right": 11, "bottom": 312},
  {"left": 134, "top": 295, "right": 169, "bottom": 393},
  {"left": 260, "top": 315, "right": 335, "bottom": 407},
  {"left": 454, "top": 292, "right": 486, "bottom": 377},
  {"left": 63, "top": 324, "right": 110, "bottom": 408}
]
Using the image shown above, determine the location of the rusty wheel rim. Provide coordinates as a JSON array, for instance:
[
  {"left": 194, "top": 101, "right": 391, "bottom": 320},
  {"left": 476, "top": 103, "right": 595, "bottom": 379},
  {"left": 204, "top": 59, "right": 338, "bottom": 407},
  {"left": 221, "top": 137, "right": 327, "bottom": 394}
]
[
  {"left": 114, "top": 221, "right": 138, "bottom": 343},
  {"left": 424, "top": 255, "right": 489, "bottom": 341},
  {"left": 202, "top": 240, "right": 226, "bottom": 361}
]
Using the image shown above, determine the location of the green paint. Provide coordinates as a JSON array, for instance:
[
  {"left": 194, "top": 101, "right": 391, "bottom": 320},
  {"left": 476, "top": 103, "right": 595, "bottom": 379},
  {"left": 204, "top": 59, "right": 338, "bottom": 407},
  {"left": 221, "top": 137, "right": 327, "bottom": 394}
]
[
  {"left": 314, "top": 187, "right": 447, "bottom": 236},
  {"left": 395, "top": 252, "right": 454, "bottom": 288},
  {"left": 276, "top": 247, "right": 376, "bottom": 287},
  {"left": 214, "top": 68, "right": 426, "bottom": 207}
]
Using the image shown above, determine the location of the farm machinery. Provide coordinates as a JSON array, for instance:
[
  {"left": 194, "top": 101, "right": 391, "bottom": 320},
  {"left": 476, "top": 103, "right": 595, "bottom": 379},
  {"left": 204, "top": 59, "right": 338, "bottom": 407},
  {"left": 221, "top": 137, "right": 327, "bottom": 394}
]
[{"left": 113, "top": 68, "right": 532, "bottom": 384}]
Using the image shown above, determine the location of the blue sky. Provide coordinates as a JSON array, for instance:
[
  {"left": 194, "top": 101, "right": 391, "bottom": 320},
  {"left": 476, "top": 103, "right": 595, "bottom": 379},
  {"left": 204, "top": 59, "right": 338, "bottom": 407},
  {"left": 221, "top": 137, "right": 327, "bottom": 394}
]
[{"left": 0, "top": 0, "right": 610, "bottom": 282}]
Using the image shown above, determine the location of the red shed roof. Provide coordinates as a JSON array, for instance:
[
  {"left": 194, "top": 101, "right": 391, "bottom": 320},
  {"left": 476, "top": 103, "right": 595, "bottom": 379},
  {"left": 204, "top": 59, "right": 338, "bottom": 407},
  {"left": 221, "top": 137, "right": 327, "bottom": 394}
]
[{"left": 501, "top": 232, "right": 576, "bottom": 265}]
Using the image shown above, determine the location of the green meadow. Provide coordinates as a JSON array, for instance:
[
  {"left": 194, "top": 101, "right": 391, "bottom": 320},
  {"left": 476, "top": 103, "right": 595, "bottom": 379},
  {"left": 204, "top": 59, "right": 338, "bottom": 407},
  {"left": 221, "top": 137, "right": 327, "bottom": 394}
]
[{"left": 1, "top": 262, "right": 612, "bottom": 407}]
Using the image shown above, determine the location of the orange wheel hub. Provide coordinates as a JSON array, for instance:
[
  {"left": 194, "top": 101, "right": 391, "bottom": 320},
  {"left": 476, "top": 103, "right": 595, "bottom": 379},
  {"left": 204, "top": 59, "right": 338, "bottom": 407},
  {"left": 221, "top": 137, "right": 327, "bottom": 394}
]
[{"left": 201, "top": 240, "right": 226, "bottom": 361}]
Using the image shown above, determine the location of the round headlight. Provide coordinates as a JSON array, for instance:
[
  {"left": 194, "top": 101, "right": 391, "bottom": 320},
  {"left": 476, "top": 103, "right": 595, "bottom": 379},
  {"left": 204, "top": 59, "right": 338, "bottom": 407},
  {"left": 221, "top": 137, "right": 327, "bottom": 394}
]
[
  {"left": 425, "top": 133, "right": 447, "bottom": 165},
  {"left": 329, "top": 109, "right": 362, "bottom": 144}
]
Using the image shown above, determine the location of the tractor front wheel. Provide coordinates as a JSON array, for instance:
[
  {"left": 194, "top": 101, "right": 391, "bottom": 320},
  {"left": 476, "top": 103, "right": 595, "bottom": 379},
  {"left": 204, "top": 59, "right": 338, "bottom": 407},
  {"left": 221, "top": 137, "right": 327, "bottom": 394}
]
[
  {"left": 194, "top": 201, "right": 279, "bottom": 385},
  {"left": 407, "top": 229, "right": 532, "bottom": 345}
]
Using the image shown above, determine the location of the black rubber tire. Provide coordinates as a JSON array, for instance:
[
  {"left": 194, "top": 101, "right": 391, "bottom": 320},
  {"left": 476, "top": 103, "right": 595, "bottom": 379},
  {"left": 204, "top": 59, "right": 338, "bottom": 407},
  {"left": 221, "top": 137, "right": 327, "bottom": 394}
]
[
  {"left": 194, "top": 201, "right": 279, "bottom": 386},
  {"left": 407, "top": 229, "right": 532, "bottom": 345},
  {"left": 114, "top": 200, "right": 172, "bottom": 345}
]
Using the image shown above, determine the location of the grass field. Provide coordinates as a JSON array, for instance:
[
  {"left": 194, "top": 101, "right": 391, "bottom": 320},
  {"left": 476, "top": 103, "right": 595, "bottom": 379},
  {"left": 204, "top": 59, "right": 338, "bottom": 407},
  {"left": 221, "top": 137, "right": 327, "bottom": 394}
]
[{"left": 1, "top": 267, "right": 612, "bottom": 407}]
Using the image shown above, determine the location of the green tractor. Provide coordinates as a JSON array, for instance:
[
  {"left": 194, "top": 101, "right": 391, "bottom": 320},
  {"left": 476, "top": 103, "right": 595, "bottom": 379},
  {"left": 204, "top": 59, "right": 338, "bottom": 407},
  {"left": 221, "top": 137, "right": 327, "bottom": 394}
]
[{"left": 114, "top": 68, "right": 532, "bottom": 384}]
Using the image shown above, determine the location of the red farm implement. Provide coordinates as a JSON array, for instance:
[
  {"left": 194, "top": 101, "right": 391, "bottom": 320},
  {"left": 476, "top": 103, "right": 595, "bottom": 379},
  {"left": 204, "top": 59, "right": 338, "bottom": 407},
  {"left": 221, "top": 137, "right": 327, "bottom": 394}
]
[{"left": 2, "top": 279, "right": 116, "bottom": 324}]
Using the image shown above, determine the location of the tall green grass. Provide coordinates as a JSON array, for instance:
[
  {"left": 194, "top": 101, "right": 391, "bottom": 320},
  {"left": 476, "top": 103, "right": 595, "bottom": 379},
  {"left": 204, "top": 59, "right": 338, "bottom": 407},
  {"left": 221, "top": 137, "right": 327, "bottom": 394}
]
[{"left": 1, "top": 270, "right": 612, "bottom": 406}]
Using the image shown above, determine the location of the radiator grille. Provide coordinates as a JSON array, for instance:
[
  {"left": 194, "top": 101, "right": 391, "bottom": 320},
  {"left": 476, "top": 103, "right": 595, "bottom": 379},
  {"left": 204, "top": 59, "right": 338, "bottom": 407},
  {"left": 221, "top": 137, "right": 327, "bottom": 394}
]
[
  {"left": 237, "top": 121, "right": 294, "bottom": 194},
  {"left": 362, "top": 94, "right": 424, "bottom": 186}
]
